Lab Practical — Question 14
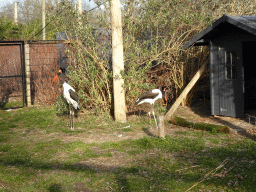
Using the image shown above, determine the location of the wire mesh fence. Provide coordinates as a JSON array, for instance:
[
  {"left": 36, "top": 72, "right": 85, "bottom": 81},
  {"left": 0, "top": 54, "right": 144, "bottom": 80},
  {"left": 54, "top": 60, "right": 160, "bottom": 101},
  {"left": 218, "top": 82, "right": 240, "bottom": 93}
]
[
  {"left": 29, "top": 41, "right": 70, "bottom": 105},
  {"left": 0, "top": 40, "right": 74, "bottom": 107},
  {"left": 0, "top": 42, "right": 25, "bottom": 108}
]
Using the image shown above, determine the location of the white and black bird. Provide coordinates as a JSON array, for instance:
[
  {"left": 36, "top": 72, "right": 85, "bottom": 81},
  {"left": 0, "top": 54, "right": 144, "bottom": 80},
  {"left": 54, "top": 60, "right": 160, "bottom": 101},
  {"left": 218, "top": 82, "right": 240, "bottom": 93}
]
[
  {"left": 135, "top": 87, "right": 167, "bottom": 129},
  {"left": 53, "top": 68, "right": 79, "bottom": 130}
]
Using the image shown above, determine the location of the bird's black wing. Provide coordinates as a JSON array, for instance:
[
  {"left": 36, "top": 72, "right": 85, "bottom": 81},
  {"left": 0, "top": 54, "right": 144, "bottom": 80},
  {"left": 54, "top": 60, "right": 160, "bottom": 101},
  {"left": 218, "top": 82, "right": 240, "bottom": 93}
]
[
  {"left": 69, "top": 89, "right": 79, "bottom": 103},
  {"left": 135, "top": 91, "right": 159, "bottom": 104}
]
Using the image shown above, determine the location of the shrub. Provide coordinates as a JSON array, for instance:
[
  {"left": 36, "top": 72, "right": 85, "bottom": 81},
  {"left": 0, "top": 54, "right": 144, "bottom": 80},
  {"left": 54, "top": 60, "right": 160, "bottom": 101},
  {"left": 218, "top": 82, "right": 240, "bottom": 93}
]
[
  {"left": 54, "top": 95, "right": 69, "bottom": 116},
  {"left": 47, "top": 0, "right": 256, "bottom": 112}
]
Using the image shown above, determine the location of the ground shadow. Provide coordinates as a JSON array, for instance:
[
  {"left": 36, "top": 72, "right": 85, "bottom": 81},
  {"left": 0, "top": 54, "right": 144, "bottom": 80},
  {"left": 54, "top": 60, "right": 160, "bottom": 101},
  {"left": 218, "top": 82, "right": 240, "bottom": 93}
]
[
  {"left": 189, "top": 99, "right": 256, "bottom": 141},
  {"left": 1, "top": 141, "right": 256, "bottom": 191},
  {"left": 142, "top": 128, "right": 158, "bottom": 137},
  {"left": 0, "top": 88, "right": 12, "bottom": 108},
  {"left": 127, "top": 109, "right": 148, "bottom": 116},
  {"left": 48, "top": 184, "right": 62, "bottom": 192}
]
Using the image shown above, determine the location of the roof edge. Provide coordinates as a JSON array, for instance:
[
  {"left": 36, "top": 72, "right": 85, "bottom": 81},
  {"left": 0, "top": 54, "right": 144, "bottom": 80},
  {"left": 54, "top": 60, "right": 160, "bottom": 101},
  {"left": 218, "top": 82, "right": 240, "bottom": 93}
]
[{"left": 183, "top": 14, "right": 230, "bottom": 50}]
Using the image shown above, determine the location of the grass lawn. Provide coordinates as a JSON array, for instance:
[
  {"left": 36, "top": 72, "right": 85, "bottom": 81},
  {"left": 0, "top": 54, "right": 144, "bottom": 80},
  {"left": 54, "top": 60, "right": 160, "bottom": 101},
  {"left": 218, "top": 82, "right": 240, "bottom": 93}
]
[{"left": 0, "top": 106, "right": 256, "bottom": 191}]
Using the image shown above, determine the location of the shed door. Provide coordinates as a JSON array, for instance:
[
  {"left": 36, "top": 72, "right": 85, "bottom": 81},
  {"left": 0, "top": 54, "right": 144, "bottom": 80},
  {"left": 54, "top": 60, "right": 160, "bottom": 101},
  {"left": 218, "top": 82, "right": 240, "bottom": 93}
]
[{"left": 211, "top": 44, "right": 244, "bottom": 117}]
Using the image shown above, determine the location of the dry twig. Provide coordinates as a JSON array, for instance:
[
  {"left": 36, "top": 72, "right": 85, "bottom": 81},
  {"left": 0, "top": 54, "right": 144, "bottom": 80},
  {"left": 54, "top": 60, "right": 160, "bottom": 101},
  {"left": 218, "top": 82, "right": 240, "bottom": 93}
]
[{"left": 185, "top": 158, "right": 229, "bottom": 192}]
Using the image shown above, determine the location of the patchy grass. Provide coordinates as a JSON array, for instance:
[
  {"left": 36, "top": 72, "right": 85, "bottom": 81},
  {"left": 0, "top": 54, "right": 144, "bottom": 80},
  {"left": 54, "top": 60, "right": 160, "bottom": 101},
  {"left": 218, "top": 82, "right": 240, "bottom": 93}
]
[{"left": 0, "top": 106, "right": 256, "bottom": 191}]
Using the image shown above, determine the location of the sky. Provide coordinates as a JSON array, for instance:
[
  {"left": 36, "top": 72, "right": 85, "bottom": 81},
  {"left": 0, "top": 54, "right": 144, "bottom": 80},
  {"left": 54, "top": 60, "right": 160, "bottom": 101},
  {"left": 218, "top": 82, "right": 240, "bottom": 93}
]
[
  {"left": 0, "top": 0, "right": 100, "bottom": 11},
  {"left": 0, "top": 0, "right": 15, "bottom": 7}
]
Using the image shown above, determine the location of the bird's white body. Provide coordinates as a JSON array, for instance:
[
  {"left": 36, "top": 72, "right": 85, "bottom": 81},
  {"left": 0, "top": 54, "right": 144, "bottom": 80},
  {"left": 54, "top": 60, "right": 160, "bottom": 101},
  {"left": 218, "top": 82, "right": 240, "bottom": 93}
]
[
  {"left": 63, "top": 82, "right": 79, "bottom": 110},
  {"left": 61, "top": 81, "right": 79, "bottom": 131},
  {"left": 53, "top": 69, "right": 80, "bottom": 131},
  {"left": 135, "top": 88, "right": 165, "bottom": 129},
  {"left": 135, "top": 89, "right": 162, "bottom": 105}
]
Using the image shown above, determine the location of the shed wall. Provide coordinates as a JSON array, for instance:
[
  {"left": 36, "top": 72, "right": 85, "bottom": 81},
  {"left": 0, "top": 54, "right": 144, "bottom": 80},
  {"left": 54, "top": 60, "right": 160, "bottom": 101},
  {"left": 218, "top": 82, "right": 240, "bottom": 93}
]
[{"left": 210, "top": 32, "right": 256, "bottom": 117}]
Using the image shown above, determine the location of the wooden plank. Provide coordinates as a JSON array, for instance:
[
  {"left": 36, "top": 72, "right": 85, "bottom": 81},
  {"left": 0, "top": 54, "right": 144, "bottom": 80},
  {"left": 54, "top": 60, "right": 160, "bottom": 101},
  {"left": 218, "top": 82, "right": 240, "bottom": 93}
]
[{"left": 165, "top": 61, "right": 208, "bottom": 120}]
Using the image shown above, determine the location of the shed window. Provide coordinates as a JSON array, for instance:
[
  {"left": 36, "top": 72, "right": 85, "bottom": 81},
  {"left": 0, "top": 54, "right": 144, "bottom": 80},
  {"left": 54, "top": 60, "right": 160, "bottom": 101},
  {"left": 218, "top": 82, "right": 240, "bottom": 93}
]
[{"left": 225, "top": 51, "right": 237, "bottom": 79}]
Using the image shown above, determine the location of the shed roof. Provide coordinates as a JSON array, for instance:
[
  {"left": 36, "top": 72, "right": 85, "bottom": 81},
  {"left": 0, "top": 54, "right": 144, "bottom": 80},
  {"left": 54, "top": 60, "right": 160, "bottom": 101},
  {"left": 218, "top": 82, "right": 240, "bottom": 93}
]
[{"left": 183, "top": 14, "right": 256, "bottom": 50}]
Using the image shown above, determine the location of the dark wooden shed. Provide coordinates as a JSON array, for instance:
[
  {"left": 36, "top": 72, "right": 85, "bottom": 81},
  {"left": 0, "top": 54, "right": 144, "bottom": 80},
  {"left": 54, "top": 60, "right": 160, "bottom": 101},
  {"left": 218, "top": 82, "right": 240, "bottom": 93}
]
[{"left": 183, "top": 14, "right": 256, "bottom": 118}]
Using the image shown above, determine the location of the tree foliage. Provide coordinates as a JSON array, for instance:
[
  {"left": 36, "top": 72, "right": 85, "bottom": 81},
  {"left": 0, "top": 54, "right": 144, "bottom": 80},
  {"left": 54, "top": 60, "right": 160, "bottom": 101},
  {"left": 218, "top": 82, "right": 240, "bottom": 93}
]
[
  {"left": 0, "top": 0, "right": 58, "bottom": 40},
  {"left": 0, "top": 17, "right": 22, "bottom": 40},
  {"left": 1, "top": 0, "right": 256, "bottom": 111},
  {"left": 48, "top": 0, "right": 256, "bottom": 111}
]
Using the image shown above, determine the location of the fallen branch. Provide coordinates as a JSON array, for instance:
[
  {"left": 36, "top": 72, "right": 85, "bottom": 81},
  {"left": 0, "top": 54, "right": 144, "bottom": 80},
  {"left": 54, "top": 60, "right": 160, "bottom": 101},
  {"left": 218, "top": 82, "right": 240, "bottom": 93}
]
[
  {"left": 176, "top": 165, "right": 199, "bottom": 172},
  {"left": 185, "top": 158, "right": 229, "bottom": 192}
]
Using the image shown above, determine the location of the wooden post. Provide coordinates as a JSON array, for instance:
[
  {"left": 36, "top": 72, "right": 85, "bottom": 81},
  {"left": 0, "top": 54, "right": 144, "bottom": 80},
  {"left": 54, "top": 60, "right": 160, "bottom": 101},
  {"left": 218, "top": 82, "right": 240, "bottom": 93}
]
[
  {"left": 25, "top": 43, "right": 31, "bottom": 107},
  {"left": 78, "top": 0, "right": 82, "bottom": 26},
  {"left": 158, "top": 115, "right": 165, "bottom": 138},
  {"left": 42, "top": 0, "right": 46, "bottom": 40},
  {"left": 78, "top": 0, "right": 82, "bottom": 14},
  {"left": 14, "top": 2, "right": 18, "bottom": 24},
  {"left": 165, "top": 61, "right": 208, "bottom": 120},
  {"left": 110, "top": 0, "right": 127, "bottom": 122}
]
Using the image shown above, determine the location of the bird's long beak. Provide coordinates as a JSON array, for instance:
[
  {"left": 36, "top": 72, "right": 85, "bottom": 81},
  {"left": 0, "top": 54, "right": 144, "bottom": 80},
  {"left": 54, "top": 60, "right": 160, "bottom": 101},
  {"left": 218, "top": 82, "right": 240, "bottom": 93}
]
[
  {"left": 52, "top": 75, "right": 59, "bottom": 82},
  {"left": 53, "top": 75, "right": 59, "bottom": 82},
  {"left": 163, "top": 88, "right": 167, "bottom": 102},
  {"left": 53, "top": 69, "right": 62, "bottom": 82},
  {"left": 164, "top": 94, "right": 167, "bottom": 102}
]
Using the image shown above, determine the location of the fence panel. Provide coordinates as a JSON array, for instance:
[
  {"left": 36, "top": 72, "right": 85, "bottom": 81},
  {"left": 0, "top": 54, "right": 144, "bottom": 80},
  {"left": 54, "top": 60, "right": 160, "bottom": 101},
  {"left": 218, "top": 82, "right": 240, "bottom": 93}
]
[
  {"left": 0, "top": 41, "right": 25, "bottom": 109},
  {"left": 29, "top": 41, "right": 69, "bottom": 104}
]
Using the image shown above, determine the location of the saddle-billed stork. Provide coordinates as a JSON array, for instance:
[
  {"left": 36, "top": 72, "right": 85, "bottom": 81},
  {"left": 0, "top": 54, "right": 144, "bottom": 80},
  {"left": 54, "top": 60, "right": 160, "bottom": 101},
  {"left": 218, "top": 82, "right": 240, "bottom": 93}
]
[
  {"left": 53, "top": 69, "right": 79, "bottom": 130},
  {"left": 135, "top": 87, "right": 167, "bottom": 129}
]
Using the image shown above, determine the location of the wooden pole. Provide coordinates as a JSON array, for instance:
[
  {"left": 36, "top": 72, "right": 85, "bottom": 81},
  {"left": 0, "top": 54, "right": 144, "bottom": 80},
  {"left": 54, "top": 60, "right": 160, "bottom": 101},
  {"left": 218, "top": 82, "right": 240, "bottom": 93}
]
[
  {"left": 14, "top": 2, "right": 18, "bottom": 24},
  {"left": 165, "top": 61, "right": 208, "bottom": 120},
  {"left": 77, "top": 0, "right": 82, "bottom": 35},
  {"left": 42, "top": 0, "right": 46, "bottom": 40},
  {"left": 158, "top": 115, "right": 165, "bottom": 138},
  {"left": 110, "top": 0, "right": 127, "bottom": 122},
  {"left": 78, "top": 0, "right": 82, "bottom": 14},
  {"left": 25, "top": 43, "right": 31, "bottom": 107}
]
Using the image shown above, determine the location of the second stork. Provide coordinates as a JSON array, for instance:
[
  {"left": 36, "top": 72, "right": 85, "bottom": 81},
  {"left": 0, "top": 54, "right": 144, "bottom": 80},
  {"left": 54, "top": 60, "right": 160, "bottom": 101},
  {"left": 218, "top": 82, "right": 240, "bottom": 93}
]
[
  {"left": 135, "top": 87, "right": 167, "bottom": 129},
  {"left": 53, "top": 68, "right": 80, "bottom": 130}
]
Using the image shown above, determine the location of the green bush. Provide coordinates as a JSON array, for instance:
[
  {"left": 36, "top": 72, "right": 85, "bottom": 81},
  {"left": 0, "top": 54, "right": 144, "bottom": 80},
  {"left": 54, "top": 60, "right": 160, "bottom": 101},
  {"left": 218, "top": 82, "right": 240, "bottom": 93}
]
[
  {"left": 45, "top": 0, "right": 256, "bottom": 112},
  {"left": 0, "top": 17, "right": 21, "bottom": 40},
  {"left": 54, "top": 95, "right": 69, "bottom": 116}
]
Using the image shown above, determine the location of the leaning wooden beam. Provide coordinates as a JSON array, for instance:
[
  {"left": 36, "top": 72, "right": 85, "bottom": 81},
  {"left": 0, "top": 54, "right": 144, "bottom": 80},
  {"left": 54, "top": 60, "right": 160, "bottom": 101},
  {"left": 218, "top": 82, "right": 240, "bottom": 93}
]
[{"left": 165, "top": 61, "right": 208, "bottom": 120}]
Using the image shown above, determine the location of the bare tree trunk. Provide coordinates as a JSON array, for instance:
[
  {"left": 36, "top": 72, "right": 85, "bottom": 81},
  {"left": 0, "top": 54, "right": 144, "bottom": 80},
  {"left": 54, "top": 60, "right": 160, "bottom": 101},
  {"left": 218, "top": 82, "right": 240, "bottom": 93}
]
[{"left": 110, "top": 0, "right": 127, "bottom": 122}]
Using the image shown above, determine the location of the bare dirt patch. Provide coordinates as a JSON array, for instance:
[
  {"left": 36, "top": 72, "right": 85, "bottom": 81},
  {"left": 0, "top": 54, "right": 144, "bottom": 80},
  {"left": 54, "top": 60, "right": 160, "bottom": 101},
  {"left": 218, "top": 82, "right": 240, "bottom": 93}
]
[{"left": 70, "top": 101, "right": 256, "bottom": 146}]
